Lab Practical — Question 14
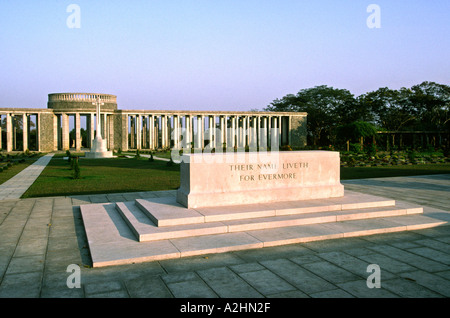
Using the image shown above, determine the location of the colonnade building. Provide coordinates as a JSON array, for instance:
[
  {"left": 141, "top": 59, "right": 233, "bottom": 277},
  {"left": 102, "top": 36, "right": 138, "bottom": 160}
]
[{"left": 0, "top": 93, "right": 307, "bottom": 153}]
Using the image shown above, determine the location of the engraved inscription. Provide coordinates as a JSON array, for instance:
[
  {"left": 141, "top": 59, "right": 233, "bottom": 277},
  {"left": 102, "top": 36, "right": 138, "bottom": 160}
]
[{"left": 232, "top": 161, "right": 309, "bottom": 182}]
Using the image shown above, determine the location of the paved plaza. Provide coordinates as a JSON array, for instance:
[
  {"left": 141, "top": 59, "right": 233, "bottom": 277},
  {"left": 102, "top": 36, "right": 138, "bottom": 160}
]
[{"left": 0, "top": 173, "right": 449, "bottom": 299}]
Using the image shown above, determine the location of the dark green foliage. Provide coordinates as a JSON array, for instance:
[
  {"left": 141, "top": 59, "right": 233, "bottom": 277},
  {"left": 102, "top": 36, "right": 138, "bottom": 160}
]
[
  {"left": 167, "top": 156, "right": 175, "bottom": 166},
  {"left": 266, "top": 81, "right": 450, "bottom": 148},
  {"left": 73, "top": 157, "right": 81, "bottom": 179},
  {"left": 337, "top": 121, "right": 378, "bottom": 143}
]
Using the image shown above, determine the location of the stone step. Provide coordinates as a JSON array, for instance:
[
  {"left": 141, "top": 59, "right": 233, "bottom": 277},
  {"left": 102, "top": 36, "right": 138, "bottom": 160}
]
[
  {"left": 81, "top": 201, "right": 447, "bottom": 267},
  {"left": 133, "top": 191, "right": 396, "bottom": 227},
  {"left": 116, "top": 201, "right": 228, "bottom": 242},
  {"left": 241, "top": 214, "right": 447, "bottom": 248},
  {"left": 116, "top": 199, "right": 422, "bottom": 242}
]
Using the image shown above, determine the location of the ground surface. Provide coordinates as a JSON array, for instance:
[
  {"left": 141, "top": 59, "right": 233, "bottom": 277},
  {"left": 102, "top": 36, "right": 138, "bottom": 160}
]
[{"left": 0, "top": 174, "right": 449, "bottom": 301}]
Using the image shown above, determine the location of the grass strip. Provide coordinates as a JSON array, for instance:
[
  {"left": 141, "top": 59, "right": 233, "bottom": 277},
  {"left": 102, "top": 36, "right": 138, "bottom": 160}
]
[
  {"left": 22, "top": 157, "right": 180, "bottom": 198},
  {"left": 341, "top": 163, "right": 450, "bottom": 180}
]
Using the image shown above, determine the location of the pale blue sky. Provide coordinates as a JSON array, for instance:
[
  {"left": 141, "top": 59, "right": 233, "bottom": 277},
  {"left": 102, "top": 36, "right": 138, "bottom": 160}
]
[{"left": 0, "top": 1, "right": 449, "bottom": 111}]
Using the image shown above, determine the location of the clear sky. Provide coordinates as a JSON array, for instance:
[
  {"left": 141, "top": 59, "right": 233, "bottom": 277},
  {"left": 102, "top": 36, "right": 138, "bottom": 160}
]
[{"left": 0, "top": 0, "right": 449, "bottom": 111}]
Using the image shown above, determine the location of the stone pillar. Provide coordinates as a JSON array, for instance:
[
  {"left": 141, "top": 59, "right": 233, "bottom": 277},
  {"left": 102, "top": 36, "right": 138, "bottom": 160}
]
[
  {"left": 245, "top": 116, "right": 249, "bottom": 148},
  {"left": 165, "top": 115, "right": 169, "bottom": 148},
  {"left": 92, "top": 113, "right": 96, "bottom": 148},
  {"left": 105, "top": 114, "right": 110, "bottom": 149},
  {"left": 136, "top": 114, "right": 141, "bottom": 150},
  {"left": 278, "top": 116, "right": 282, "bottom": 146},
  {"left": 195, "top": 115, "right": 203, "bottom": 150},
  {"left": 156, "top": 116, "right": 160, "bottom": 149},
  {"left": 250, "top": 116, "right": 257, "bottom": 151},
  {"left": 185, "top": 115, "right": 191, "bottom": 149},
  {"left": 75, "top": 113, "right": 81, "bottom": 151},
  {"left": 36, "top": 113, "right": 40, "bottom": 152},
  {"left": 225, "top": 116, "right": 230, "bottom": 149},
  {"left": 231, "top": 116, "right": 236, "bottom": 149},
  {"left": 168, "top": 115, "right": 172, "bottom": 148},
  {"left": 200, "top": 115, "right": 205, "bottom": 149},
  {"left": 61, "top": 113, "right": 70, "bottom": 150},
  {"left": 164, "top": 115, "right": 172, "bottom": 148},
  {"left": 153, "top": 116, "right": 157, "bottom": 149},
  {"left": 287, "top": 116, "right": 291, "bottom": 146},
  {"left": 261, "top": 117, "right": 267, "bottom": 150},
  {"left": 109, "top": 114, "right": 114, "bottom": 150},
  {"left": 243, "top": 116, "right": 247, "bottom": 147},
  {"left": 239, "top": 116, "right": 243, "bottom": 148},
  {"left": 119, "top": 114, "right": 127, "bottom": 151},
  {"left": 160, "top": 115, "right": 164, "bottom": 149},
  {"left": 242, "top": 116, "right": 247, "bottom": 148},
  {"left": 12, "top": 115, "right": 17, "bottom": 150},
  {"left": 267, "top": 116, "right": 272, "bottom": 147},
  {"left": 236, "top": 116, "right": 240, "bottom": 148},
  {"left": 178, "top": 115, "right": 182, "bottom": 149},
  {"left": 172, "top": 115, "right": 180, "bottom": 149},
  {"left": 162, "top": 115, "right": 167, "bottom": 149},
  {"left": 22, "top": 113, "right": 28, "bottom": 151},
  {"left": 6, "top": 113, "right": 12, "bottom": 152},
  {"left": 271, "top": 116, "right": 277, "bottom": 149},
  {"left": 53, "top": 114, "right": 58, "bottom": 150},
  {"left": 142, "top": 117, "right": 147, "bottom": 149},
  {"left": 130, "top": 115, "right": 136, "bottom": 149},
  {"left": 159, "top": 116, "right": 163, "bottom": 149},
  {"left": 148, "top": 115, "right": 154, "bottom": 150},
  {"left": 102, "top": 113, "right": 107, "bottom": 141},
  {"left": 219, "top": 116, "right": 225, "bottom": 149},
  {"left": 168, "top": 115, "right": 173, "bottom": 149},
  {"left": 208, "top": 116, "right": 214, "bottom": 148}
]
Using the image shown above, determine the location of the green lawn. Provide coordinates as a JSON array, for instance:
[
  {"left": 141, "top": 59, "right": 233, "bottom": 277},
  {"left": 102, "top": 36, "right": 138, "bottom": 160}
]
[
  {"left": 0, "top": 157, "right": 41, "bottom": 185},
  {"left": 19, "top": 155, "right": 450, "bottom": 198},
  {"left": 22, "top": 157, "right": 180, "bottom": 198},
  {"left": 341, "top": 163, "right": 450, "bottom": 180}
]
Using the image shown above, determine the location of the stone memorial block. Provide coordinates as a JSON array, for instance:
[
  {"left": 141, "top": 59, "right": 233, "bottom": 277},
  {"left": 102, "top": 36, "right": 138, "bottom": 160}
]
[{"left": 176, "top": 151, "right": 344, "bottom": 209}]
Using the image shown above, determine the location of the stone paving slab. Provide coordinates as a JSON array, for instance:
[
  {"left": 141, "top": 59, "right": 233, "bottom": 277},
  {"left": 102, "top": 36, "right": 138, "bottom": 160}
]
[{"left": 0, "top": 174, "right": 449, "bottom": 300}]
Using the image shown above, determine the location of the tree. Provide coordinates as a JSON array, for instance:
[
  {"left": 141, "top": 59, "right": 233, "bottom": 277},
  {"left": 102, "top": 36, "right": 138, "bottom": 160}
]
[
  {"left": 358, "top": 82, "right": 450, "bottom": 132},
  {"left": 266, "top": 85, "right": 358, "bottom": 146},
  {"left": 409, "top": 81, "right": 450, "bottom": 131},
  {"left": 337, "top": 121, "right": 377, "bottom": 142},
  {"left": 72, "top": 157, "right": 81, "bottom": 179},
  {"left": 358, "top": 87, "right": 417, "bottom": 131},
  {"left": 336, "top": 121, "right": 378, "bottom": 152}
]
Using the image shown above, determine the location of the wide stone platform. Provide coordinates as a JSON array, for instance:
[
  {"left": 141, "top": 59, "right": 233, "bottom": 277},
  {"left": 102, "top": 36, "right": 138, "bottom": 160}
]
[{"left": 80, "top": 190, "right": 446, "bottom": 267}]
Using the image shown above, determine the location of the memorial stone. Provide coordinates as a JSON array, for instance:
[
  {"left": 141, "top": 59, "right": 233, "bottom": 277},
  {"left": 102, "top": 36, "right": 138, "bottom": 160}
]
[{"left": 177, "top": 151, "right": 344, "bottom": 208}]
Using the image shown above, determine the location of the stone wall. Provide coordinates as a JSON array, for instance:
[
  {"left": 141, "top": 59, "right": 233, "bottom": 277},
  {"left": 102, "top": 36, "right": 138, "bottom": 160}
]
[
  {"left": 290, "top": 116, "right": 307, "bottom": 148},
  {"left": 47, "top": 101, "right": 117, "bottom": 112},
  {"left": 114, "top": 113, "right": 128, "bottom": 152},
  {"left": 38, "top": 112, "right": 56, "bottom": 152}
]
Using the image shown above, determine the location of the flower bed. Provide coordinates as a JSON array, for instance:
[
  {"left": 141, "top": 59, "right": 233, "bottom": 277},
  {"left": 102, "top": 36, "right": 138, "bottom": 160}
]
[{"left": 340, "top": 151, "right": 450, "bottom": 167}]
